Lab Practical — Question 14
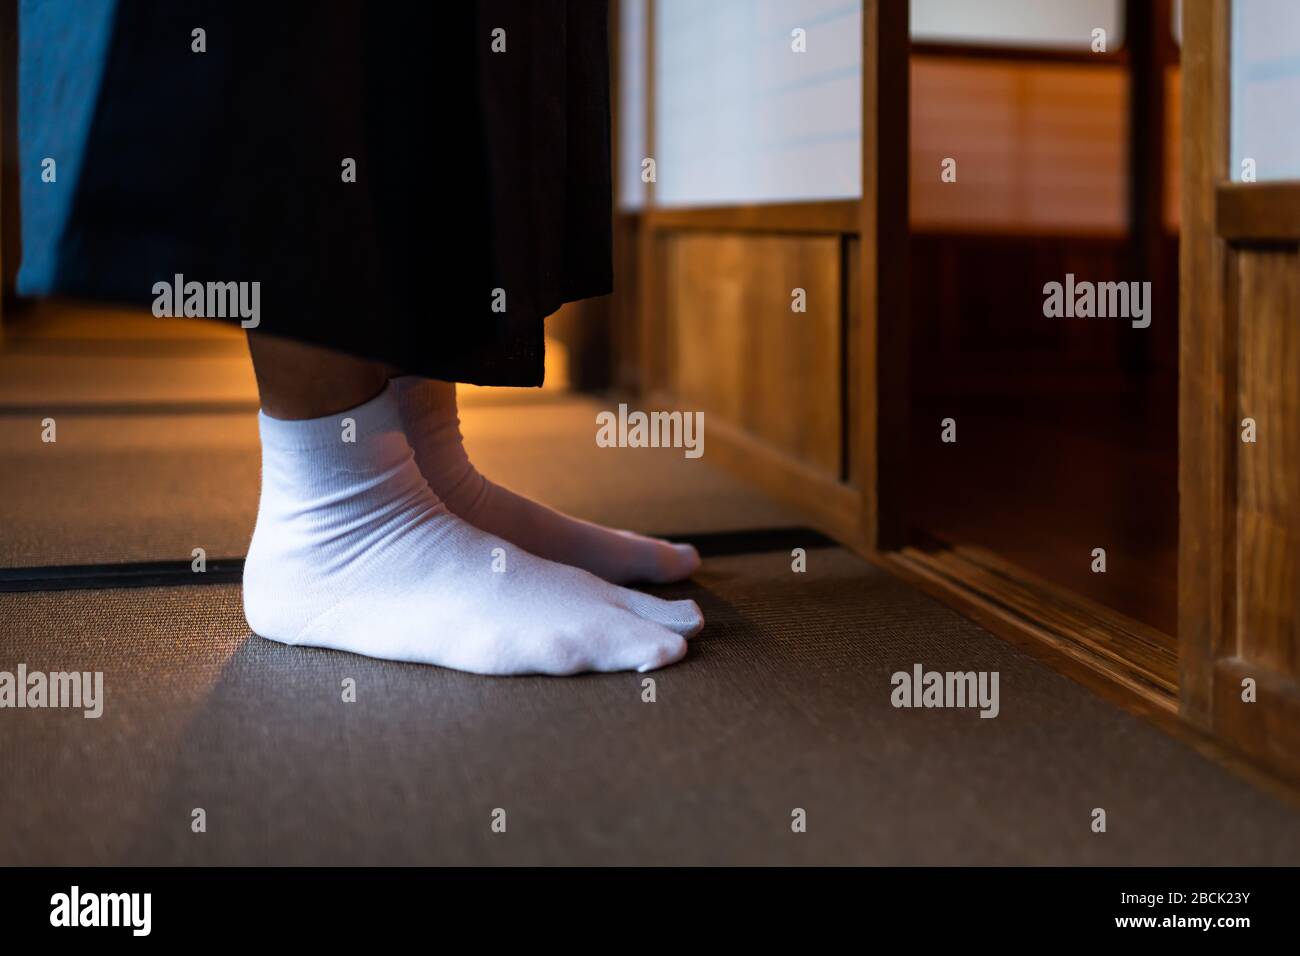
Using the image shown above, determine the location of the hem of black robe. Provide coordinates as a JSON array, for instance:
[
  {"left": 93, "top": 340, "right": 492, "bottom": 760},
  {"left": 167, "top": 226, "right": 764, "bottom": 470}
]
[{"left": 30, "top": 271, "right": 614, "bottom": 388}]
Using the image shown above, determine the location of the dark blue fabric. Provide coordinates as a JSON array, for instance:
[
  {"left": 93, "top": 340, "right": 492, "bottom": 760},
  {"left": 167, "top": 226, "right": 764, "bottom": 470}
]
[{"left": 16, "top": 0, "right": 117, "bottom": 296}]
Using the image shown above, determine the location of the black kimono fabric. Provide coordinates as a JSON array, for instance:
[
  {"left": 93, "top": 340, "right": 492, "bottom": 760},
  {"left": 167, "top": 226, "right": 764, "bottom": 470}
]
[{"left": 18, "top": 0, "right": 612, "bottom": 386}]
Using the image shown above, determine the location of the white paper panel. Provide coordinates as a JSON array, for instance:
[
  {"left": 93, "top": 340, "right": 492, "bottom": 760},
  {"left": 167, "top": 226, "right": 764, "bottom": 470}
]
[
  {"left": 653, "top": 0, "right": 862, "bottom": 206},
  {"left": 911, "top": 0, "right": 1124, "bottom": 50},
  {"left": 1231, "top": 0, "right": 1300, "bottom": 182}
]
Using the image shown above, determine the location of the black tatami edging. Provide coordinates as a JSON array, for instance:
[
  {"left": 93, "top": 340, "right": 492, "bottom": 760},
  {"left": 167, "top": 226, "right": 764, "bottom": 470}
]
[
  {"left": 0, "top": 558, "right": 248, "bottom": 593},
  {"left": 0, "top": 527, "right": 839, "bottom": 594},
  {"left": 671, "top": 526, "right": 837, "bottom": 558}
]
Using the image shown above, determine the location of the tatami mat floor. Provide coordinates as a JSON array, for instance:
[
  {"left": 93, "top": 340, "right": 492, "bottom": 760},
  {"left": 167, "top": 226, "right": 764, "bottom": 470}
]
[
  {"left": 3, "top": 550, "right": 1299, "bottom": 865},
  {"left": 0, "top": 305, "right": 800, "bottom": 568},
  {"left": 3, "top": 305, "right": 1299, "bottom": 865}
]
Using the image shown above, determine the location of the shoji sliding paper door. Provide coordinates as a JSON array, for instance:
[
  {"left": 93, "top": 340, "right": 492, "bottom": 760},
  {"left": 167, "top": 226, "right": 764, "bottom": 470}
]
[{"left": 617, "top": 0, "right": 907, "bottom": 547}]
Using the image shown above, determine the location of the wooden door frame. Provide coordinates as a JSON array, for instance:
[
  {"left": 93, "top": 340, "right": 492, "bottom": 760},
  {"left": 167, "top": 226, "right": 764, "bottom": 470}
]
[
  {"left": 858, "top": 0, "right": 910, "bottom": 551},
  {"left": 1179, "top": 0, "right": 1232, "bottom": 727}
]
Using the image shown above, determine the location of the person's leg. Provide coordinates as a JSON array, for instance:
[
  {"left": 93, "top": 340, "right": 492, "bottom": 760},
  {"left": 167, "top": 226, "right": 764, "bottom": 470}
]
[
  {"left": 392, "top": 376, "right": 701, "bottom": 585},
  {"left": 242, "top": 333, "right": 702, "bottom": 675},
  {"left": 246, "top": 332, "right": 389, "bottom": 420}
]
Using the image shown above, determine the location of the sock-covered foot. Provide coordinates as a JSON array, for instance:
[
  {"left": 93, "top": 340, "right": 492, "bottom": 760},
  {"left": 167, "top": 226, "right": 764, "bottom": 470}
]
[
  {"left": 243, "top": 385, "right": 702, "bottom": 675},
  {"left": 391, "top": 377, "right": 701, "bottom": 585}
]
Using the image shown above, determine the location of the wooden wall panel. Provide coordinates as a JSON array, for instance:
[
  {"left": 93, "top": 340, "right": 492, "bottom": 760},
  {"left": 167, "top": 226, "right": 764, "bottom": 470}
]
[
  {"left": 910, "top": 56, "right": 1127, "bottom": 235},
  {"left": 910, "top": 57, "right": 1182, "bottom": 236},
  {"left": 1237, "top": 249, "right": 1300, "bottom": 678},
  {"left": 908, "top": 233, "right": 1135, "bottom": 392},
  {"left": 667, "top": 233, "right": 842, "bottom": 479}
]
